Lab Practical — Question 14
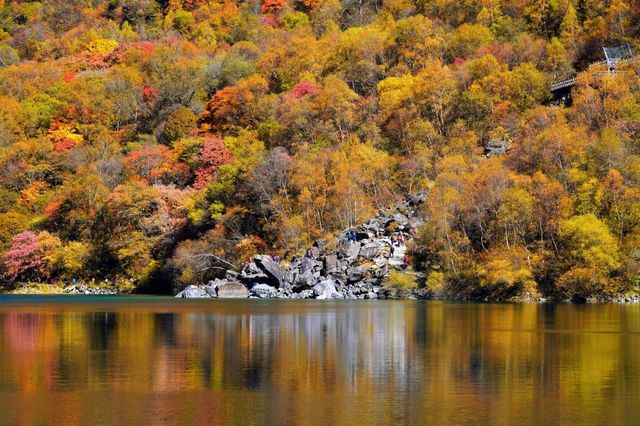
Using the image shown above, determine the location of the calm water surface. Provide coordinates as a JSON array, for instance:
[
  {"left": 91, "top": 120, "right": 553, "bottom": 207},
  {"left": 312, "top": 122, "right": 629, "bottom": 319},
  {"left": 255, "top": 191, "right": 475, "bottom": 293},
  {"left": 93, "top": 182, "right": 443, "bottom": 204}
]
[{"left": 0, "top": 297, "right": 639, "bottom": 425}]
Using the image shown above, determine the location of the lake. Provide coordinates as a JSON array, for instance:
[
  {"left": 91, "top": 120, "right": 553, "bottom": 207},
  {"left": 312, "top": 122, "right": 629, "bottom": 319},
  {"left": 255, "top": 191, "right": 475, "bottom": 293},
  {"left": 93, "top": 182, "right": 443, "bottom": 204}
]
[{"left": 0, "top": 297, "right": 639, "bottom": 425}]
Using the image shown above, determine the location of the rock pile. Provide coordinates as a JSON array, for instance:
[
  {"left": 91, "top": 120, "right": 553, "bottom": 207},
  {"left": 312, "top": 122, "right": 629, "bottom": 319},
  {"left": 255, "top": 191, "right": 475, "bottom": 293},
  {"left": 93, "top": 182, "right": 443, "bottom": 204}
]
[
  {"left": 176, "top": 191, "right": 431, "bottom": 300},
  {"left": 63, "top": 284, "right": 119, "bottom": 295}
]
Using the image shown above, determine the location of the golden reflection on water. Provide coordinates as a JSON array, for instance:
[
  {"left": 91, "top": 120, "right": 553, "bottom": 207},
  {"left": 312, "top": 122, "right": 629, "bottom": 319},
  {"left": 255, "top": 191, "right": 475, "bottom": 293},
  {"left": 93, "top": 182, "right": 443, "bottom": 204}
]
[{"left": 0, "top": 298, "right": 639, "bottom": 425}]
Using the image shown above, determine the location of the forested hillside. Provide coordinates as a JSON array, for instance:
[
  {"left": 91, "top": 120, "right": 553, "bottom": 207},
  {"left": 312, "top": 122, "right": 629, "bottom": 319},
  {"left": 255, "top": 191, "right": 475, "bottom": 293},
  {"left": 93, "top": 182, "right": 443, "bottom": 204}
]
[{"left": 0, "top": 0, "right": 639, "bottom": 298}]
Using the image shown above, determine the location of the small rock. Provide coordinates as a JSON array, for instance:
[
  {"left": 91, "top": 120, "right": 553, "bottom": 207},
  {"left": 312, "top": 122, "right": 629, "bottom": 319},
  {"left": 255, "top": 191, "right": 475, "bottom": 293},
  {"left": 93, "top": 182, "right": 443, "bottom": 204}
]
[
  {"left": 204, "top": 284, "right": 218, "bottom": 298},
  {"left": 250, "top": 283, "right": 277, "bottom": 298},
  {"left": 298, "top": 289, "right": 315, "bottom": 299},
  {"left": 176, "top": 285, "right": 210, "bottom": 298}
]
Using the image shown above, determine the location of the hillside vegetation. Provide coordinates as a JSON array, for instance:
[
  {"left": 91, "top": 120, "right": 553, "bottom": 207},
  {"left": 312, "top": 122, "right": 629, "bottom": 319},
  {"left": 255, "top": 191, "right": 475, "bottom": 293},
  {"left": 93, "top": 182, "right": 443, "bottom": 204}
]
[{"left": 0, "top": 0, "right": 639, "bottom": 299}]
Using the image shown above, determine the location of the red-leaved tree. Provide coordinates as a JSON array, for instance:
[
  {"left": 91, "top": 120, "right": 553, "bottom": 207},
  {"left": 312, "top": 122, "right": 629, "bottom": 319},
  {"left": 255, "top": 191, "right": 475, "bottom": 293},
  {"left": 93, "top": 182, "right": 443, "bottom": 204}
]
[
  {"left": 193, "top": 135, "right": 233, "bottom": 189},
  {"left": 288, "top": 81, "right": 320, "bottom": 99},
  {"left": 3, "top": 231, "right": 46, "bottom": 281},
  {"left": 124, "top": 145, "right": 190, "bottom": 185}
]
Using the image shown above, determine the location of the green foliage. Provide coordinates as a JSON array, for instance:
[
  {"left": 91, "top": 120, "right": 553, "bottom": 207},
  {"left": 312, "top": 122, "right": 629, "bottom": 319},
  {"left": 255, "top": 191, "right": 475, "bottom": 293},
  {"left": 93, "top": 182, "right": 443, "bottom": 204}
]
[{"left": 173, "top": 10, "right": 195, "bottom": 35}]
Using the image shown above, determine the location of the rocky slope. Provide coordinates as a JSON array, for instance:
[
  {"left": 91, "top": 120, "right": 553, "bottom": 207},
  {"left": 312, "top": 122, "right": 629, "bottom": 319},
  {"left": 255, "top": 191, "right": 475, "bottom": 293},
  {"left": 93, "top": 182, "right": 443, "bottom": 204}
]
[{"left": 176, "top": 191, "right": 431, "bottom": 300}]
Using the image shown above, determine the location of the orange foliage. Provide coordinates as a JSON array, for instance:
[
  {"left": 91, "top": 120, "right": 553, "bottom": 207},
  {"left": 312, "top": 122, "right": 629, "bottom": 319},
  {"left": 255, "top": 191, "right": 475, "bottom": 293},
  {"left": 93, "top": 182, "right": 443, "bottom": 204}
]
[
  {"left": 262, "top": 0, "right": 287, "bottom": 14},
  {"left": 296, "top": 0, "right": 322, "bottom": 9},
  {"left": 142, "top": 85, "right": 161, "bottom": 108},
  {"left": 199, "top": 77, "right": 267, "bottom": 132},
  {"left": 124, "top": 145, "right": 189, "bottom": 185}
]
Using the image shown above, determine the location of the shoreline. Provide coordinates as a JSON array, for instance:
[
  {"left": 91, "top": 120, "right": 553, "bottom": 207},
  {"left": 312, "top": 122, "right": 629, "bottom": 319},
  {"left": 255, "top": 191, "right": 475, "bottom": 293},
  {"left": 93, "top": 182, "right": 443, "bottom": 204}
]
[{"left": 5, "top": 285, "right": 639, "bottom": 304}]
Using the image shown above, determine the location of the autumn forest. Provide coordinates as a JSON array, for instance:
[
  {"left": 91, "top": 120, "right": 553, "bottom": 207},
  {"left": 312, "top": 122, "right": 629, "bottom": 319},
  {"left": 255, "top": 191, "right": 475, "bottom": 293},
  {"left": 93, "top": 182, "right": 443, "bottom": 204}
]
[{"left": 0, "top": 0, "right": 639, "bottom": 299}]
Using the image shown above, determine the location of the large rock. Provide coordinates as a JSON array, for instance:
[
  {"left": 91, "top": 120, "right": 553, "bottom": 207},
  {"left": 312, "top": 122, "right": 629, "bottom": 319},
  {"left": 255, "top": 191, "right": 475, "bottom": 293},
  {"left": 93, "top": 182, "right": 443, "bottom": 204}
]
[
  {"left": 293, "top": 269, "right": 317, "bottom": 291},
  {"left": 176, "top": 285, "right": 210, "bottom": 298},
  {"left": 300, "top": 258, "right": 322, "bottom": 275},
  {"left": 347, "top": 266, "right": 365, "bottom": 283},
  {"left": 225, "top": 270, "right": 240, "bottom": 281},
  {"left": 485, "top": 138, "right": 509, "bottom": 156},
  {"left": 250, "top": 283, "right": 277, "bottom": 298},
  {"left": 323, "top": 254, "right": 338, "bottom": 274},
  {"left": 313, "top": 279, "right": 342, "bottom": 299},
  {"left": 239, "top": 262, "right": 270, "bottom": 284},
  {"left": 204, "top": 280, "right": 222, "bottom": 297},
  {"left": 391, "top": 213, "right": 409, "bottom": 228},
  {"left": 337, "top": 239, "right": 360, "bottom": 259},
  {"left": 359, "top": 241, "right": 385, "bottom": 259},
  {"left": 253, "top": 255, "right": 286, "bottom": 288},
  {"left": 217, "top": 282, "right": 249, "bottom": 298},
  {"left": 373, "top": 256, "right": 388, "bottom": 268},
  {"left": 354, "top": 230, "right": 372, "bottom": 241}
]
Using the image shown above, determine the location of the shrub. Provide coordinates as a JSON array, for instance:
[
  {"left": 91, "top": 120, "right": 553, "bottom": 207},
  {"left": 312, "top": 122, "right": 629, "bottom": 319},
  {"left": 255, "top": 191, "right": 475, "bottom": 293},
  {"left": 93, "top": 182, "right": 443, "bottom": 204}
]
[
  {"left": 385, "top": 270, "right": 417, "bottom": 289},
  {"left": 163, "top": 107, "right": 197, "bottom": 143}
]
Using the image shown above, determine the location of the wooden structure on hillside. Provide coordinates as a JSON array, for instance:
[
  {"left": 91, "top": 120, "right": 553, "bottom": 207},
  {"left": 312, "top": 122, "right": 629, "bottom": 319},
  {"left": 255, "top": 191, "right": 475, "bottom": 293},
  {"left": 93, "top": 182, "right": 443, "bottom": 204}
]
[{"left": 549, "top": 43, "right": 635, "bottom": 105}]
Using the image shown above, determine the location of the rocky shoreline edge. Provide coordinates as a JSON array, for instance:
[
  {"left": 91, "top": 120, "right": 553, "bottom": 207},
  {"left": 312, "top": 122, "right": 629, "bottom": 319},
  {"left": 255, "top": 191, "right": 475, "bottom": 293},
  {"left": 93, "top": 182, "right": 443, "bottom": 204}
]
[
  {"left": 175, "top": 281, "right": 640, "bottom": 303},
  {"left": 176, "top": 191, "right": 430, "bottom": 301},
  {"left": 174, "top": 190, "right": 640, "bottom": 304},
  {"left": 2, "top": 283, "right": 120, "bottom": 295}
]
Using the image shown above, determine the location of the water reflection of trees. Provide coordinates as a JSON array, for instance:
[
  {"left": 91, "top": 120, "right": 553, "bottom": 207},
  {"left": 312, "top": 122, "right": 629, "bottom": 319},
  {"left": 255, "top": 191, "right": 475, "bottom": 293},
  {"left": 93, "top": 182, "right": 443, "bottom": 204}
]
[{"left": 0, "top": 302, "right": 639, "bottom": 424}]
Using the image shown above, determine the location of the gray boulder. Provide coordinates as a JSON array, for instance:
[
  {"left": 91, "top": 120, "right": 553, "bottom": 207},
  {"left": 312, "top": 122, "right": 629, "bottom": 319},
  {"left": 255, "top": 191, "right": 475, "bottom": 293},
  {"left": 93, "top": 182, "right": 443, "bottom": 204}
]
[
  {"left": 300, "top": 258, "right": 322, "bottom": 275},
  {"left": 217, "top": 282, "right": 249, "bottom": 298},
  {"left": 250, "top": 283, "right": 277, "bottom": 298},
  {"left": 373, "top": 256, "right": 388, "bottom": 268},
  {"left": 204, "top": 281, "right": 221, "bottom": 297},
  {"left": 413, "top": 287, "right": 433, "bottom": 300},
  {"left": 323, "top": 254, "right": 338, "bottom": 273},
  {"left": 359, "top": 241, "right": 385, "bottom": 259},
  {"left": 337, "top": 239, "right": 360, "bottom": 259},
  {"left": 225, "top": 270, "right": 240, "bottom": 280},
  {"left": 253, "top": 255, "right": 286, "bottom": 288},
  {"left": 294, "top": 269, "right": 317, "bottom": 290},
  {"left": 347, "top": 266, "right": 365, "bottom": 283},
  {"left": 485, "top": 138, "right": 509, "bottom": 156},
  {"left": 239, "top": 262, "right": 270, "bottom": 284},
  {"left": 176, "top": 285, "right": 210, "bottom": 298},
  {"left": 292, "top": 289, "right": 315, "bottom": 299},
  {"left": 391, "top": 213, "right": 409, "bottom": 228},
  {"left": 313, "top": 279, "right": 342, "bottom": 299}
]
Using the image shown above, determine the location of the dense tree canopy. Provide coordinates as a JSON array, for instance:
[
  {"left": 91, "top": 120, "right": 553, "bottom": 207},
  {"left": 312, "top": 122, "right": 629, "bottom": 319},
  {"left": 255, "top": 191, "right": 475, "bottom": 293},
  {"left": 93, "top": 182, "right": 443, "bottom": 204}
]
[{"left": 0, "top": 0, "right": 639, "bottom": 298}]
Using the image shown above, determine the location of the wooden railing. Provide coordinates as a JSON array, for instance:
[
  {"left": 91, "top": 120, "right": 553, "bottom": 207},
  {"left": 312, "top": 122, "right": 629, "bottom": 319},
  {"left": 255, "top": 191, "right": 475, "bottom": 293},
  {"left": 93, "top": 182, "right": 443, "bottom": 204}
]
[
  {"left": 550, "top": 77, "right": 577, "bottom": 91},
  {"left": 549, "top": 56, "right": 639, "bottom": 92}
]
